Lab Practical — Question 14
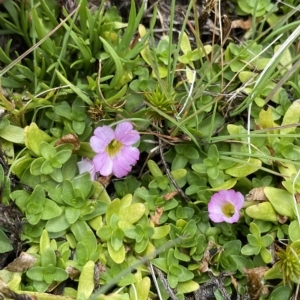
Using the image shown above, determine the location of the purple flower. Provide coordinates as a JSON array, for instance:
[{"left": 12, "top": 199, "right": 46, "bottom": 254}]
[
  {"left": 208, "top": 189, "right": 244, "bottom": 224},
  {"left": 90, "top": 122, "right": 140, "bottom": 178},
  {"left": 77, "top": 158, "right": 96, "bottom": 181}
]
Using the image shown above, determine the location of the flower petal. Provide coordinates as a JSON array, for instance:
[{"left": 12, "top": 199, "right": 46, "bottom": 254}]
[
  {"left": 227, "top": 190, "right": 244, "bottom": 209},
  {"left": 121, "top": 146, "right": 140, "bottom": 163},
  {"left": 115, "top": 122, "right": 140, "bottom": 146},
  {"left": 112, "top": 147, "right": 140, "bottom": 177},
  {"left": 113, "top": 161, "right": 131, "bottom": 178},
  {"left": 223, "top": 211, "right": 240, "bottom": 223},
  {"left": 77, "top": 158, "right": 96, "bottom": 180},
  {"left": 209, "top": 212, "right": 225, "bottom": 223},
  {"left": 90, "top": 126, "right": 115, "bottom": 152},
  {"left": 93, "top": 152, "right": 113, "bottom": 176},
  {"left": 208, "top": 189, "right": 244, "bottom": 224}
]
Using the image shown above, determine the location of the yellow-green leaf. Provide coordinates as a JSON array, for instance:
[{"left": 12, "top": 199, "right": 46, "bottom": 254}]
[
  {"left": 24, "top": 123, "right": 52, "bottom": 156},
  {"left": 107, "top": 241, "right": 125, "bottom": 264},
  {"left": 177, "top": 280, "right": 199, "bottom": 294},
  {"left": 77, "top": 260, "right": 95, "bottom": 300},
  {"left": 264, "top": 187, "right": 295, "bottom": 219},
  {"left": 281, "top": 100, "right": 300, "bottom": 135},
  {"left": 245, "top": 202, "right": 277, "bottom": 222},
  {"left": 0, "top": 125, "right": 24, "bottom": 144},
  {"left": 225, "top": 158, "right": 262, "bottom": 177},
  {"left": 119, "top": 203, "right": 146, "bottom": 224},
  {"left": 208, "top": 178, "right": 238, "bottom": 191},
  {"left": 152, "top": 225, "right": 170, "bottom": 239},
  {"left": 130, "top": 277, "right": 150, "bottom": 300}
]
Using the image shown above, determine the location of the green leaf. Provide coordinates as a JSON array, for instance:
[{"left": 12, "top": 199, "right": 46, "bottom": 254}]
[
  {"left": 65, "top": 207, "right": 80, "bottom": 224},
  {"left": 191, "top": 163, "right": 206, "bottom": 174},
  {"left": 49, "top": 168, "right": 63, "bottom": 182},
  {"left": 53, "top": 268, "right": 68, "bottom": 282},
  {"left": 73, "top": 173, "right": 93, "bottom": 199},
  {"left": 26, "top": 267, "right": 45, "bottom": 281},
  {"left": 54, "top": 101, "right": 72, "bottom": 119},
  {"left": 268, "top": 285, "right": 292, "bottom": 300},
  {"left": 245, "top": 202, "right": 277, "bottom": 222},
  {"left": 0, "top": 124, "right": 24, "bottom": 144},
  {"left": 184, "top": 146, "right": 199, "bottom": 159},
  {"left": 119, "top": 203, "right": 145, "bottom": 224},
  {"left": 225, "top": 158, "right": 262, "bottom": 177},
  {"left": 148, "top": 160, "right": 163, "bottom": 178},
  {"left": 250, "top": 222, "right": 261, "bottom": 238},
  {"left": 207, "top": 144, "right": 219, "bottom": 160},
  {"left": 70, "top": 220, "right": 91, "bottom": 242},
  {"left": 152, "top": 225, "right": 170, "bottom": 239},
  {"left": 260, "top": 247, "right": 272, "bottom": 263},
  {"left": 207, "top": 166, "right": 219, "bottom": 180},
  {"left": 97, "top": 226, "right": 112, "bottom": 241},
  {"left": 99, "top": 37, "right": 123, "bottom": 88},
  {"left": 32, "top": 8, "right": 56, "bottom": 54},
  {"left": 55, "top": 70, "right": 93, "bottom": 106},
  {"left": 72, "top": 120, "right": 85, "bottom": 135},
  {"left": 41, "top": 160, "right": 54, "bottom": 174},
  {"left": 264, "top": 262, "right": 282, "bottom": 280},
  {"left": 260, "top": 235, "right": 274, "bottom": 248},
  {"left": 54, "top": 149, "right": 72, "bottom": 165},
  {"left": 171, "top": 169, "right": 187, "bottom": 182},
  {"left": 81, "top": 230, "right": 97, "bottom": 254},
  {"left": 107, "top": 240, "right": 125, "bottom": 264},
  {"left": 230, "top": 255, "right": 254, "bottom": 273},
  {"left": 40, "top": 230, "right": 50, "bottom": 256},
  {"left": 42, "top": 248, "right": 56, "bottom": 267},
  {"left": 12, "top": 190, "right": 30, "bottom": 212},
  {"left": 167, "top": 273, "right": 178, "bottom": 289},
  {"left": 208, "top": 178, "right": 238, "bottom": 191},
  {"left": 247, "top": 234, "right": 259, "bottom": 246},
  {"left": 46, "top": 214, "right": 70, "bottom": 232},
  {"left": 77, "top": 261, "right": 95, "bottom": 300},
  {"left": 26, "top": 211, "right": 42, "bottom": 226},
  {"left": 76, "top": 243, "right": 89, "bottom": 265},
  {"left": 288, "top": 220, "right": 300, "bottom": 242},
  {"left": 169, "top": 265, "right": 182, "bottom": 276},
  {"left": 30, "top": 157, "right": 45, "bottom": 176},
  {"left": 172, "top": 154, "right": 188, "bottom": 170},
  {"left": 24, "top": 123, "right": 52, "bottom": 156},
  {"left": 41, "top": 200, "right": 62, "bottom": 220},
  {"left": 281, "top": 100, "right": 300, "bottom": 135},
  {"left": 264, "top": 187, "right": 295, "bottom": 218},
  {"left": 0, "top": 229, "right": 13, "bottom": 253},
  {"left": 106, "top": 199, "right": 121, "bottom": 225},
  {"left": 40, "top": 142, "right": 56, "bottom": 160},
  {"left": 151, "top": 258, "right": 168, "bottom": 273},
  {"left": 177, "top": 281, "right": 199, "bottom": 294},
  {"left": 241, "top": 244, "right": 260, "bottom": 256},
  {"left": 281, "top": 144, "right": 300, "bottom": 160},
  {"left": 130, "top": 276, "right": 150, "bottom": 300},
  {"left": 111, "top": 228, "right": 124, "bottom": 251}
]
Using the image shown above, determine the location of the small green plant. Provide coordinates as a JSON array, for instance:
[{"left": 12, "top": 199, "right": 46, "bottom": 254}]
[
  {"left": 241, "top": 222, "right": 274, "bottom": 263},
  {"left": 233, "top": 0, "right": 275, "bottom": 17}
]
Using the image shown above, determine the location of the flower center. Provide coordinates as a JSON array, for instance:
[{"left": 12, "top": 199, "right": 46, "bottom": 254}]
[
  {"left": 106, "top": 139, "right": 123, "bottom": 157},
  {"left": 221, "top": 202, "right": 235, "bottom": 218}
]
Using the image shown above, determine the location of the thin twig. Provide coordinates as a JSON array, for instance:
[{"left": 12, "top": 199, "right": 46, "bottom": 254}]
[
  {"left": 158, "top": 138, "right": 190, "bottom": 202},
  {"left": 152, "top": 265, "right": 178, "bottom": 300},
  {"left": 148, "top": 262, "right": 163, "bottom": 300}
]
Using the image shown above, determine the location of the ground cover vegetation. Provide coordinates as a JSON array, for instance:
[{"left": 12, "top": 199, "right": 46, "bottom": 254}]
[{"left": 0, "top": 0, "right": 300, "bottom": 299}]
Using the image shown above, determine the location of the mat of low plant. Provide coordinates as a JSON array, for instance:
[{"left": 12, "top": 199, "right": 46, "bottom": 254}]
[{"left": 0, "top": 0, "right": 300, "bottom": 299}]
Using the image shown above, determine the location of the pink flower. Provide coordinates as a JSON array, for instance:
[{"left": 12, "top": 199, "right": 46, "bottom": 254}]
[
  {"left": 77, "top": 158, "right": 96, "bottom": 181},
  {"left": 90, "top": 122, "right": 140, "bottom": 178},
  {"left": 208, "top": 189, "right": 244, "bottom": 224}
]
